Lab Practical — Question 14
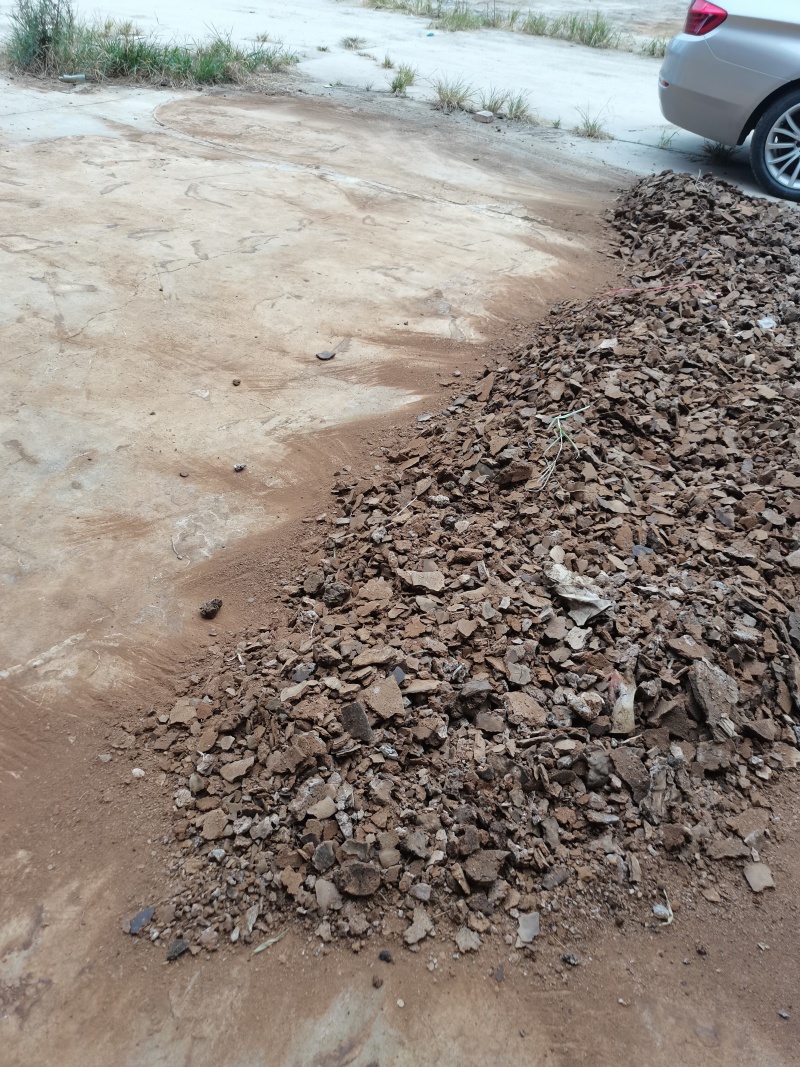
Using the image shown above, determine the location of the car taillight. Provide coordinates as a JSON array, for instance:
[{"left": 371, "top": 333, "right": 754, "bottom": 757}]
[{"left": 684, "top": 0, "right": 727, "bottom": 35}]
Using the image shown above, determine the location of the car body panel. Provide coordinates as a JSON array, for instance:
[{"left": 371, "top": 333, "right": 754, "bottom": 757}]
[{"left": 659, "top": 2, "right": 800, "bottom": 145}]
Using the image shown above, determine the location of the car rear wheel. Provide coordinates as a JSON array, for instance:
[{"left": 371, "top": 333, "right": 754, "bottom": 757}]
[{"left": 752, "top": 89, "right": 800, "bottom": 202}]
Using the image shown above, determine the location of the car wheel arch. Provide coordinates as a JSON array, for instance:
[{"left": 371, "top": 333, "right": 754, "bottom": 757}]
[{"left": 739, "top": 78, "right": 800, "bottom": 145}]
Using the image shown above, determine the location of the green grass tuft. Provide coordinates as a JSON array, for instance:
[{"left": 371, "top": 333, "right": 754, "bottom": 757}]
[
  {"left": 573, "top": 105, "right": 611, "bottom": 140},
  {"left": 341, "top": 35, "right": 367, "bottom": 49},
  {"left": 4, "top": 0, "right": 299, "bottom": 83},
  {"left": 702, "top": 140, "right": 736, "bottom": 163},
  {"left": 432, "top": 73, "right": 473, "bottom": 112},
  {"left": 478, "top": 85, "right": 508, "bottom": 114},
  {"left": 641, "top": 37, "right": 668, "bottom": 59},
  {"left": 390, "top": 62, "right": 416, "bottom": 94},
  {"left": 505, "top": 90, "right": 533, "bottom": 122}
]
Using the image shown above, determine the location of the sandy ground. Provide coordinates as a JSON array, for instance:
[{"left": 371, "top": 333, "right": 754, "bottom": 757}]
[{"left": 1, "top": 4, "right": 797, "bottom": 1065}]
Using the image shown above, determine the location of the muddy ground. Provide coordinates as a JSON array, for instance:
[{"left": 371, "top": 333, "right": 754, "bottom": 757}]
[{"left": 1, "top": 73, "right": 798, "bottom": 1067}]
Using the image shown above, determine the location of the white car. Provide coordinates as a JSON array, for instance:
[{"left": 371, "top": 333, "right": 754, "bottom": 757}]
[{"left": 659, "top": 0, "right": 800, "bottom": 200}]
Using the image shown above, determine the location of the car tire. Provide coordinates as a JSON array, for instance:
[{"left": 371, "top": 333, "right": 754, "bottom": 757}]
[{"left": 751, "top": 88, "right": 800, "bottom": 202}]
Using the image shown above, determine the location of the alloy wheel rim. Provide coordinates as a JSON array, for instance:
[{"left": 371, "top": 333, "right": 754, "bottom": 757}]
[{"left": 765, "top": 104, "right": 800, "bottom": 189}]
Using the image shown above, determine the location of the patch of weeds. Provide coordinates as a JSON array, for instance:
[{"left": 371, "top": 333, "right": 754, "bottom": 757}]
[
  {"left": 552, "top": 116, "right": 562, "bottom": 129},
  {"left": 551, "top": 12, "right": 620, "bottom": 48},
  {"left": 390, "top": 62, "right": 416, "bottom": 94},
  {"left": 363, "top": 81, "right": 373, "bottom": 91},
  {"left": 365, "top": 0, "right": 442, "bottom": 13},
  {"left": 341, "top": 35, "right": 367, "bottom": 50},
  {"left": 316, "top": 44, "right": 330, "bottom": 51},
  {"left": 357, "top": 51, "right": 376, "bottom": 59},
  {"left": 657, "top": 128, "right": 677, "bottom": 150},
  {"left": 520, "top": 11, "right": 549, "bottom": 35},
  {"left": 573, "top": 105, "right": 610, "bottom": 140},
  {"left": 253, "top": 32, "right": 273, "bottom": 43},
  {"left": 505, "top": 7, "right": 522, "bottom": 30},
  {"left": 641, "top": 36, "right": 668, "bottom": 58},
  {"left": 703, "top": 140, "right": 736, "bottom": 163},
  {"left": 519, "top": 9, "right": 619, "bottom": 48},
  {"left": 4, "top": 0, "right": 300, "bottom": 83},
  {"left": 478, "top": 85, "right": 508, "bottom": 114},
  {"left": 434, "top": 1, "right": 483, "bottom": 32},
  {"left": 432, "top": 73, "right": 473, "bottom": 112},
  {"left": 381, "top": 53, "right": 393, "bottom": 68},
  {"left": 505, "top": 90, "right": 533, "bottom": 122}
]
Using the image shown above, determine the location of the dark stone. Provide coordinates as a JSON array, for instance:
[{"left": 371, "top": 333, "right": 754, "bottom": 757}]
[
  {"left": 199, "top": 598, "right": 222, "bottom": 619},
  {"left": 125, "top": 906, "right": 155, "bottom": 935},
  {"left": 339, "top": 861, "right": 381, "bottom": 897},
  {"left": 322, "top": 581, "right": 351, "bottom": 607},
  {"left": 542, "top": 866, "right": 569, "bottom": 890},
  {"left": 341, "top": 701, "right": 374, "bottom": 744},
  {"left": 166, "top": 938, "right": 190, "bottom": 962},
  {"left": 312, "top": 841, "right": 336, "bottom": 874}
]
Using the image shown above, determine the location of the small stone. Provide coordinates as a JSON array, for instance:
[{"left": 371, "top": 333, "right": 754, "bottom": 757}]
[
  {"left": 410, "top": 883, "right": 432, "bottom": 902},
  {"left": 474, "top": 110, "right": 494, "bottom": 123},
  {"left": 220, "top": 756, "right": 254, "bottom": 783},
  {"left": 308, "top": 796, "right": 337, "bottom": 820},
  {"left": 475, "top": 711, "right": 505, "bottom": 734},
  {"left": 373, "top": 976, "right": 383, "bottom": 989},
  {"left": 316, "top": 350, "right": 336, "bottom": 361},
  {"left": 198, "top": 928, "right": 220, "bottom": 951},
  {"left": 315, "top": 878, "right": 342, "bottom": 912},
  {"left": 341, "top": 701, "right": 374, "bottom": 743},
  {"left": 131, "top": 768, "right": 145, "bottom": 779},
  {"left": 201, "top": 807, "right": 229, "bottom": 841},
  {"left": 166, "top": 938, "right": 190, "bottom": 962},
  {"left": 322, "top": 581, "right": 351, "bottom": 607},
  {"left": 313, "top": 841, "right": 336, "bottom": 873},
  {"left": 199, "top": 598, "right": 222, "bottom": 619},
  {"left": 363, "top": 675, "right": 405, "bottom": 720},
  {"left": 379, "top": 949, "right": 393, "bottom": 963},
  {"left": 463, "top": 849, "right": 508, "bottom": 887},
  {"left": 124, "top": 906, "right": 155, "bottom": 935},
  {"left": 542, "top": 866, "right": 569, "bottom": 890},
  {"left": 744, "top": 863, "right": 775, "bottom": 893},
  {"left": 339, "top": 862, "right": 381, "bottom": 897},
  {"left": 397, "top": 567, "right": 446, "bottom": 593},
  {"left": 516, "top": 912, "right": 540, "bottom": 944},
  {"left": 404, "top": 907, "right": 433, "bottom": 945},
  {"left": 315, "top": 921, "right": 332, "bottom": 943},
  {"left": 454, "top": 926, "right": 481, "bottom": 953}
]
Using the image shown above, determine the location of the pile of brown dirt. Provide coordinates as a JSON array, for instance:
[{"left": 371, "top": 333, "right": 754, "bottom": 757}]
[{"left": 123, "top": 171, "right": 800, "bottom": 960}]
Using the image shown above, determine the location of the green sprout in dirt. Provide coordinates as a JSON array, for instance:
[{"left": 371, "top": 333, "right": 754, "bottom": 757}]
[
  {"left": 537, "top": 405, "right": 589, "bottom": 490},
  {"left": 381, "top": 53, "right": 393, "bottom": 67}
]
